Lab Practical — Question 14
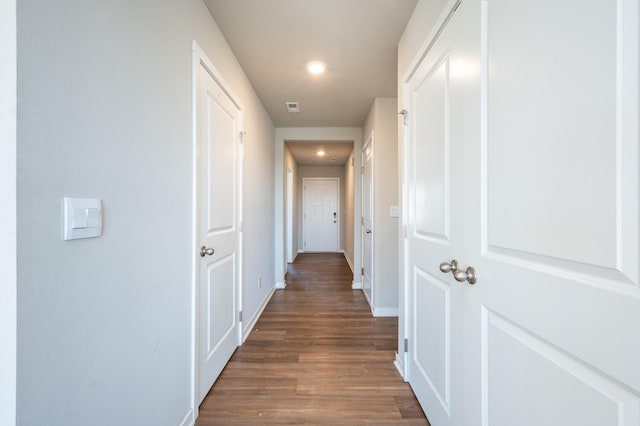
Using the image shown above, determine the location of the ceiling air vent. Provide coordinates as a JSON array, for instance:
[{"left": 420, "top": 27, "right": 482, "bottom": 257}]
[{"left": 286, "top": 102, "right": 300, "bottom": 113}]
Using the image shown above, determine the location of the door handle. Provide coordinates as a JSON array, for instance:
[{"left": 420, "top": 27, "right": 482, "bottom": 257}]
[
  {"left": 200, "top": 245, "right": 215, "bottom": 257},
  {"left": 453, "top": 266, "right": 477, "bottom": 284},
  {"left": 366, "top": 229, "right": 372, "bottom": 234},
  {"left": 439, "top": 259, "right": 458, "bottom": 273}
]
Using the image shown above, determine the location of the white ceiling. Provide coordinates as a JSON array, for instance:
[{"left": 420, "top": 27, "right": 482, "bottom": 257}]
[
  {"left": 285, "top": 141, "right": 354, "bottom": 166},
  {"left": 203, "top": 0, "right": 418, "bottom": 128}
]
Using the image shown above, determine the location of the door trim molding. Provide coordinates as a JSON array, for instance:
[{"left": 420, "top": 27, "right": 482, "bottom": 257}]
[
  {"left": 0, "top": 2, "right": 17, "bottom": 424},
  {"left": 361, "top": 130, "right": 375, "bottom": 309},
  {"left": 190, "top": 40, "right": 244, "bottom": 420}
]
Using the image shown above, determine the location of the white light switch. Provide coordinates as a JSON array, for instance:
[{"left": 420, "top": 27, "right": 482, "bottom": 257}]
[
  {"left": 86, "top": 208, "right": 100, "bottom": 227},
  {"left": 72, "top": 208, "right": 89, "bottom": 229},
  {"left": 390, "top": 206, "right": 399, "bottom": 218},
  {"left": 64, "top": 197, "right": 102, "bottom": 240}
]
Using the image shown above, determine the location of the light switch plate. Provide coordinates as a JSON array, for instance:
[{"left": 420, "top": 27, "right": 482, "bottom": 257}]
[
  {"left": 63, "top": 197, "right": 102, "bottom": 240},
  {"left": 390, "top": 205, "right": 399, "bottom": 218}
]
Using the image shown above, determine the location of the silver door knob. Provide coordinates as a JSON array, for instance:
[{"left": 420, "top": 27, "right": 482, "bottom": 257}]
[
  {"left": 439, "top": 259, "right": 458, "bottom": 273},
  {"left": 366, "top": 229, "right": 372, "bottom": 234},
  {"left": 200, "top": 245, "right": 214, "bottom": 257},
  {"left": 453, "top": 266, "right": 477, "bottom": 284}
]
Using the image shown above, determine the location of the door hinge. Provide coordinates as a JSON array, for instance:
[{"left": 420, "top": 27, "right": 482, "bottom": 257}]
[
  {"left": 398, "top": 109, "right": 408, "bottom": 126},
  {"left": 361, "top": 166, "right": 365, "bottom": 174},
  {"left": 403, "top": 225, "right": 408, "bottom": 239},
  {"left": 239, "top": 220, "right": 243, "bottom": 232},
  {"left": 361, "top": 217, "right": 364, "bottom": 225},
  {"left": 361, "top": 267, "right": 365, "bottom": 276},
  {"left": 239, "top": 311, "right": 243, "bottom": 322},
  {"left": 404, "top": 338, "right": 409, "bottom": 353},
  {"left": 239, "top": 131, "right": 245, "bottom": 144}
]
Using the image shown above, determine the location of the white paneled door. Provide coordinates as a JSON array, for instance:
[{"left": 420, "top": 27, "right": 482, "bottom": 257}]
[
  {"left": 362, "top": 132, "right": 374, "bottom": 305},
  {"left": 405, "top": 4, "right": 465, "bottom": 423},
  {"left": 195, "top": 57, "right": 242, "bottom": 405},
  {"left": 303, "top": 178, "right": 339, "bottom": 252},
  {"left": 405, "top": 0, "right": 640, "bottom": 425}
]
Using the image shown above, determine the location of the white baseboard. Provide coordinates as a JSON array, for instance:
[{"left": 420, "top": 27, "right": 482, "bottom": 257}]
[
  {"left": 351, "top": 281, "right": 362, "bottom": 289},
  {"left": 372, "top": 307, "right": 399, "bottom": 317},
  {"left": 242, "top": 287, "right": 276, "bottom": 342},
  {"left": 275, "top": 281, "right": 286, "bottom": 289},
  {"left": 394, "top": 353, "right": 407, "bottom": 381},
  {"left": 363, "top": 288, "right": 372, "bottom": 307},
  {"left": 179, "top": 408, "right": 194, "bottom": 426},
  {"left": 343, "top": 253, "right": 354, "bottom": 272}
]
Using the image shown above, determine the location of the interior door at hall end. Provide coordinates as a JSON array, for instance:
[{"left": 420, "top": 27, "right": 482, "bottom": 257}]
[
  {"left": 303, "top": 178, "right": 339, "bottom": 252},
  {"left": 406, "top": 0, "right": 640, "bottom": 425},
  {"left": 196, "top": 60, "right": 242, "bottom": 404}
]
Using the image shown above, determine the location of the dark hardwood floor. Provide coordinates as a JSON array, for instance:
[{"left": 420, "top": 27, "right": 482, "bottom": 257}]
[{"left": 196, "top": 252, "right": 429, "bottom": 425}]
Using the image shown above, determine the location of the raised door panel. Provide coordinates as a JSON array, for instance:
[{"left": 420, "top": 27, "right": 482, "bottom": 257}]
[
  {"left": 204, "top": 88, "right": 237, "bottom": 236},
  {"left": 482, "top": 309, "right": 639, "bottom": 426},
  {"left": 484, "top": 0, "right": 638, "bottom": 285},
  {"left": 413, "top": 55, "right": 450, "bottom": 244}
]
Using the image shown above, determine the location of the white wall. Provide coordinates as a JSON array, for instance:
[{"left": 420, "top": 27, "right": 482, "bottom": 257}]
[
  {"left": 343, "top": 151, "right": 355, "bottom": 271},
  {"left": 284, "top": 146, "right": 299, "bottom": 261},
  {"left": 17, "top": 1, "right": 274, "bottom": 425},
  {"left": 275, "top": 127, "right": 363, "bottom": 288},
  {"left": 0, "top": 1, "right": 17, "bottom": 424},
  {"left": 396, "top": 0, "right": 450, "bottom": 373},
  {"left": 297, "top": 166, "right": 346, "bottom": 252},
  {"left": 363, "top": 98, "right": 399, "bottom": 315}
]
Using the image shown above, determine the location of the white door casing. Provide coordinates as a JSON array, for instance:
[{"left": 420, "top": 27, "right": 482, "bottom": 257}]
[
  {"left": 286, "top": 168, "right": 294, "bottom": 263},
  {"left": 303, "top": 178, "right": 340, "bottom": 252},
  {"left": 362, "top": 132, "right": 374, "bottom": 307},
  {"left": 404, "top": 0, "right": 640, "bottom": 425},
  {"left": 194, "top": 46, "right": 243, "bottom": 406}
]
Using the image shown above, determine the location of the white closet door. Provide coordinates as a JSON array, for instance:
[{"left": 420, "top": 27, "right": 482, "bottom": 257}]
[{"left": 406, "top": 0, "right": 640, "bottom": 425}]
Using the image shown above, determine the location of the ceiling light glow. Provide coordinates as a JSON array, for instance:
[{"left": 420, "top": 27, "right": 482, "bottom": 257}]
[
  {"left": 317, "top": 150, "right": 325, "bottom": 156},
  {"left": 307, "top": 61, "right": 326, "bottom": 75}
]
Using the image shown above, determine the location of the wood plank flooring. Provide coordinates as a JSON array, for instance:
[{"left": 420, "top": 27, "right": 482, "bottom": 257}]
[{"left": 197, "top": 253, "right": 429, "bottom": 425}]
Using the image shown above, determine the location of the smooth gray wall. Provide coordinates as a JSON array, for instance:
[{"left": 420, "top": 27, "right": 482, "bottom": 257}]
[
  {"left": 363, "top": 98, "right": 399, "bottom": 314},
  {"left": 17, "top": 1, "right": 274, "bottom": 425}
]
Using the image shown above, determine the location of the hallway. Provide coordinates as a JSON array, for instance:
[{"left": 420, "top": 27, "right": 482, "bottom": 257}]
[{"left": 196, "top": 253, "right": 429, "bottom": 425}]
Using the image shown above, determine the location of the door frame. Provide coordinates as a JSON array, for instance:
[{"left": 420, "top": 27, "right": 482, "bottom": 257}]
[
  {"left": 190, "top": 40, "right": 244, "bottom": 421},
  {"left": 274, "top": 129, "right": 363, "bottom": 289},
  {"left": 361, "top": 130, "right": 374, "bottom": 307},
  {"left": 286, "top": 167, "right": 294, "bottom": 263},
  {"left": 0, "top": 1, "right": 17, "bottom": 423},
  {"left": 302, "top": 177, "right": 341, "bottom": 252}
]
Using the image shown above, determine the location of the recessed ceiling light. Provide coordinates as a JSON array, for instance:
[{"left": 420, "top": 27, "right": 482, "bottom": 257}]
[
  {"left": 307, "top": 61, "right": 326, "bottom": 75},
  {"left": 317, "top": 150, "right": 325, "bottom": 157}
]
